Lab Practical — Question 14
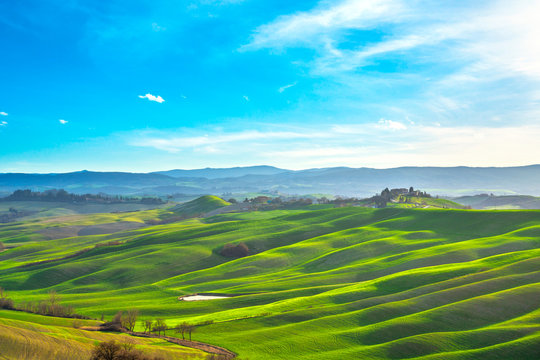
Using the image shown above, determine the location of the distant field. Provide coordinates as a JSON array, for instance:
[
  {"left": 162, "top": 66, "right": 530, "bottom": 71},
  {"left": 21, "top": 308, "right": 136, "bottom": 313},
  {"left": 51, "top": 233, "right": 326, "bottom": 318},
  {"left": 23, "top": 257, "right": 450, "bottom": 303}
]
[
  {"left": 0, "top": 200, "right": 170, "bottom": 220},
  {"left": 1, "top": 204, "right": 540, "bottom": 359}
]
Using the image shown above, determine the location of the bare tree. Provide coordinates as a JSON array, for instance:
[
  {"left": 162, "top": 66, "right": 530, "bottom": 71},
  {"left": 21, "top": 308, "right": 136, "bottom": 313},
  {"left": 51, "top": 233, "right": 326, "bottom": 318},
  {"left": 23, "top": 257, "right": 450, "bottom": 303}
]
[
  {"left": 186, "top": 324, "right": 196, "bottom": 341},
  {"left": 144, "top": 319, "right": 154, "bottom": 334},
  {"left": 152, "top": 318, "right": 167, "bottom": 336},
  {"left": 122, "top": 309, "right": 139, "bottom": 331},
  {"left": 175, "top": 322, "right": 188, "bottom": 340}
]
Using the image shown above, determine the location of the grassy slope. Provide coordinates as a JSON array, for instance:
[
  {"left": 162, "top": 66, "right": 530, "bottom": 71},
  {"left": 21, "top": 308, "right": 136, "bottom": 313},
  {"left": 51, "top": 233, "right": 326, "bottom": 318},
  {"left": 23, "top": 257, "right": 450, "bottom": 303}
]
[
  {"left": 171, "top": 195, "right": 230, "bottom": 216},
  {"left": 0, "top": 310, "right": 206, "bottom": 360},
  {"left": 1, "top": 206, "right": 540, "bottom": 359}
]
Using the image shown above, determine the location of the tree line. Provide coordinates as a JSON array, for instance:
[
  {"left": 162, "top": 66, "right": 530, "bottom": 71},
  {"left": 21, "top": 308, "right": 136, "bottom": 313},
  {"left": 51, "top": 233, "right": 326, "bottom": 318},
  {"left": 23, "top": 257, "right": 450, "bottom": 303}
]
[
  {"left": 0, "top": 287, "right": 89, "bottom": 319},
  {"left": 1, "top": 189, "right": 164, "bottom": 204}
]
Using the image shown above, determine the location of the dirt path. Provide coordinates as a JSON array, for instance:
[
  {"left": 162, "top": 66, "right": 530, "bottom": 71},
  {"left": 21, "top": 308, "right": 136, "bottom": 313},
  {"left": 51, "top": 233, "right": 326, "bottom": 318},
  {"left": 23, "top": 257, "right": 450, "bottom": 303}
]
[{"left": 128, "top": 331, "right": 237, "bottom": 359}]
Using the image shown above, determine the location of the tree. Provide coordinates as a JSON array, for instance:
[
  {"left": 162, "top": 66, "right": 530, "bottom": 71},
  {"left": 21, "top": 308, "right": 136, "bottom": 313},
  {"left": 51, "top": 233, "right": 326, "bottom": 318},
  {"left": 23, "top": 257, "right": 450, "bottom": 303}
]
[
  {"left": 185, "top": 324, "right": 196, "bottom": 341},
  {"left": 122, "top": 309, "right": 139, "bottom": 331},
  {"left": 113, "top": 311, "right": 124, "bottom": 326},
  {"left": 152, "top": 318, "right": 167, "bottom": 336},
  {"left": 175, "top": 322, "right": 188, "bottom": 340},
  {"left": 144, "top": 319, "right": 154, "bottom": 334}
]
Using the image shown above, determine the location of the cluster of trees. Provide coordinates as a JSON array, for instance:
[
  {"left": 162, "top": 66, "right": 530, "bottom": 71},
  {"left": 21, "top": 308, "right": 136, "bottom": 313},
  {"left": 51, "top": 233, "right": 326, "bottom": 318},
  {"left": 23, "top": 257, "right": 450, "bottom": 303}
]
[
  {"left": 110, "top": 309, "right": 140, "bottom": 332},
  {"left": 227, "top": 196, "right": 314, "bottom": 210},
  {"left": 111, "top": 311, "right": 198, "bottom": 341},
  {"left": 175, "top": 322, "right": 197, "bottom": 341},
  {"left": 220, "top": 242, "right": 249, "bottom": 258},
  {"left": 369, "top": 187, "right": 432, "bottom": 208},
  {"left": 230, "top": 195, "right": 373, "bottom": 209},
  {"left": 90, "top": 340, "right": 228, "bottom": 360},
  {"left": 1, "top": 189, "right": 164, "bottom": 205}
]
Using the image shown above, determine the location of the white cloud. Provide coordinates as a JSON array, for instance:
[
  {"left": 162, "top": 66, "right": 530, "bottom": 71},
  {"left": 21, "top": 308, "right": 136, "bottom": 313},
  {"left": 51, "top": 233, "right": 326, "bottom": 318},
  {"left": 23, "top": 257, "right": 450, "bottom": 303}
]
[
  {"left": 0, "top": 112, "right": 7, "bottom": 116},
  {"left": 243, "top": 95, "right": 250, "bottom": 101},
  {"left": 59, "top": 119, "right": 68, "bottom": 124},
  {"left": 377, "top": 119, "right": 407, "bottom": 131},
  {"left": 138, "top": 93, "right": 165, "bottom": 103},
  {"left": 0, "top": 121, "right": 7, "bottom": 126},
  {"left": 242, "top": 0, "right": 403, "bottom": 51},
  {"left": 278, "top": 82, "right": 297, "bottom": 93}
]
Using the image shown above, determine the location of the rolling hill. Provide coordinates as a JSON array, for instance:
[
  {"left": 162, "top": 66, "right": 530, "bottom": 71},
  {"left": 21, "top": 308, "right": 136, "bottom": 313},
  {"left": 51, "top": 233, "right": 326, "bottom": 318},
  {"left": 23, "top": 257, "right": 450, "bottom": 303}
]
[
  {"left": 170, "top": 195, "right": 231, "bottom": 216},
  {"left": 1, "top": 205, "right": 540, "bottom": 359}
]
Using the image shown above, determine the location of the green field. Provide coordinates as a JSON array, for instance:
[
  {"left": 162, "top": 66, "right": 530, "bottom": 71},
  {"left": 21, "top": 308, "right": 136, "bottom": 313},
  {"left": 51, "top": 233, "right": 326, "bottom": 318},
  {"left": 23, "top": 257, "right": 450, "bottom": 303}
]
[
  {"left": 1, "top": 202, "right": 540, "bottom": 359},
  {"left": 0, "top": 310, "right": 206, "bottom": 359}
]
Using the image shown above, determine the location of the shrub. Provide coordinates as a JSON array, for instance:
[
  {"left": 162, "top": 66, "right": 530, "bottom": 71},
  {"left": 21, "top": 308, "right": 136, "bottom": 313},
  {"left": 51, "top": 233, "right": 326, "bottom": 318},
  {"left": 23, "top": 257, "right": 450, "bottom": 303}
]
[
  {"left": 220, "top": 243, "right": 249, "bottom": 258},
  {"left": 90, "top": 341, "right": 164, "bottom": 360}
]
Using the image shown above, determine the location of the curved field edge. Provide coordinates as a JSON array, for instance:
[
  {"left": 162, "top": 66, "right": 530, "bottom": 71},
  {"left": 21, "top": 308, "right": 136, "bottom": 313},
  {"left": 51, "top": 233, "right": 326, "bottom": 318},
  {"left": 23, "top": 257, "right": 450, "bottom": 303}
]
[{"left": 1, "top": 207, "right": 540, "bottom": 359}]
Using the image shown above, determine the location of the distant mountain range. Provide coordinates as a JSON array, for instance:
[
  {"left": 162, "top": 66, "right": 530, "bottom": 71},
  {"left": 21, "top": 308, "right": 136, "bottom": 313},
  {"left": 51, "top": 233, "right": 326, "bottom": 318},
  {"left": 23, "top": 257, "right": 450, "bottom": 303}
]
[
  {"left": 153, "top": 165, "right": 287, "bottom": 179},
  {"left": 1, "top": 165, "right": 540, "bottom": 197}
]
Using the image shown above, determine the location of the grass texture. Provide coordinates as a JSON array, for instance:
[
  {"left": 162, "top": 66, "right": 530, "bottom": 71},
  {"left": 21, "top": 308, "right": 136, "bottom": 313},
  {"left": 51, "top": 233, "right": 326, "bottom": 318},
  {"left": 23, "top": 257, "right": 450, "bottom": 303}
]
[{"left": 1, "top": 205, "right": 540, "bottom": 359}]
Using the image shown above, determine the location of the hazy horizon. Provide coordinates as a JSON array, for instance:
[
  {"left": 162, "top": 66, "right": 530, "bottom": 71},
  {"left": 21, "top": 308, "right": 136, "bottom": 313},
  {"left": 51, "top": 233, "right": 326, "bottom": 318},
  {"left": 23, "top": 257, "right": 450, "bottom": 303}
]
[{"left": 1, "top": 163, "right": 540, "bottom": 175}]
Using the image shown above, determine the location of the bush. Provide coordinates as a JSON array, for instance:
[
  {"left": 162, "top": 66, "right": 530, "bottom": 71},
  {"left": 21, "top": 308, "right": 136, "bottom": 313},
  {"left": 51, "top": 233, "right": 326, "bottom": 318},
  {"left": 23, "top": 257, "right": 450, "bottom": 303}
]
[
  {"left": 220, "top": 243, "right": 249, "bottom": 258},
  {"left": 90, "top": 341, "right": 164, "bottom": 360}
]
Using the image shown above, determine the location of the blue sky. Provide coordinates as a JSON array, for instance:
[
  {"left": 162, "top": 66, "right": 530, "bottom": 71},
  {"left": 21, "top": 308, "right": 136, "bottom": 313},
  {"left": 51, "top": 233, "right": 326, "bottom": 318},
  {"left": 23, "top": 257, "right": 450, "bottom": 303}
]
[{"left": 1, "top": 0, "right": 539, "bottom": 172}]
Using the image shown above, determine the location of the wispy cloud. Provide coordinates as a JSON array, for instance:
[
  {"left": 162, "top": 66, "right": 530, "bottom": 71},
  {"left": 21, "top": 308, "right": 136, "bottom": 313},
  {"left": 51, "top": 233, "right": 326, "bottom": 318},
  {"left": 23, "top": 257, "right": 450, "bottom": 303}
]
[
  {"left": 241, "top": 0, "right": 404, "bottom": 51},
  {"left": 242, "top": 0, "right": 540, "bottom": 131},
  {"left": 278, "top": 82, "right": 297, "bottom": 93},
  {"left": 59, "top": 119, "right": 68, "bottom": 124},
  {"left": 128, "top": 121, "right": 540, "bottom": 168},
  {"left": 138, "top": 93, "right": 165, "bottom": 103},
  {"left": 0, "top": 121, "right": 7, "bottom": 126},
  {"left": 243, "top": 95, "right": 250, "bottom": 101},
  {"left": 131, "top": 129, "right": 327, "bottom": 153},
  {"left": 0, "top": 112, "right": 7, "bottom": 116}
]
